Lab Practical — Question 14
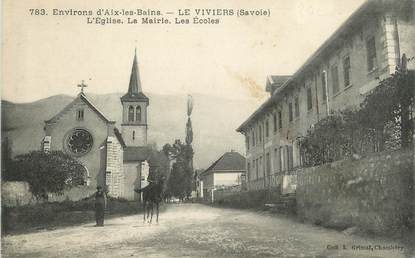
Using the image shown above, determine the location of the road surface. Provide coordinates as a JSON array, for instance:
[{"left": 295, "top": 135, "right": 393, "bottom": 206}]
[{"left": 2, "top": 204, "right": 411, "bottom": 258}]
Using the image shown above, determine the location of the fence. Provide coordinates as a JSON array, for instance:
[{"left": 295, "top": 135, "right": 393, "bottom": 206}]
[
  {"left": 212, "top": 170, "right": 296, "bottom": 203},
  {"left": 246, "top": 172, "right": 298, "bottom": 193}
]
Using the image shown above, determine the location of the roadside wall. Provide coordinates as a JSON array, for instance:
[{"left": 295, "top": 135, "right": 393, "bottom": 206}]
[
  {"left": 2, "top": 181, "right": 95, "bottom": 207},
  {"left": 212, "top": 188, "right": 281, "bottom": 209},
  {"left": 296, "top": 149, "right": 414, "bottom": 235},
  {"left": 48, "top": 186, "right": 96, "bottom": 202},
  {"left": 2, "top": 181, "right": 34, "bottom": 206}
]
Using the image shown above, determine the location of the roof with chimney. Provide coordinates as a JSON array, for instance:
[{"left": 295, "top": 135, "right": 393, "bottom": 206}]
[
  {"left": 201, "top": 151, "right": 246, "bottom": 176},
  {"left": 121, "top": 50, "right": 149, "bottom": 103}
]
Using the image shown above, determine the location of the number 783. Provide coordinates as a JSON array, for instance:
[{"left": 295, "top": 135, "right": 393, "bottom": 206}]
[{"left": 29, "top": 9, "right": 47, "bottom": 15}]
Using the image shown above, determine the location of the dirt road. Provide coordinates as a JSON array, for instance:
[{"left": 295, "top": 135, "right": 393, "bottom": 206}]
[{"left": 2, "top": 204, "right": 411, "bottom": 258}]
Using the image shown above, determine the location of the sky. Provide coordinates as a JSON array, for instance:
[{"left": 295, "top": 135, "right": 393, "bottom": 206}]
[{"left": 2, "top": 0, "right": 365, "bottom": 103}]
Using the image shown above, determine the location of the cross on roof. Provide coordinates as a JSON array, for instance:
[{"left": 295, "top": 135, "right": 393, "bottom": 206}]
[{"left": 77, "top": 80, "right": 88, "bottom": 93}]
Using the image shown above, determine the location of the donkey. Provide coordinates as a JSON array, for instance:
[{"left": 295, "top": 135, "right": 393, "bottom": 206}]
[{"left": 134, "top": 178, "right": 164, "bottom": 224}]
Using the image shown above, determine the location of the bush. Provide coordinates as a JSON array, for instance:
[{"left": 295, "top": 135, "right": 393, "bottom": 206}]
[
  {"left": 300, "top": 66, "right": 414, "bottom": 167},
  {"left": 3, "top": 151, "right": 86, "bottom": 199}
]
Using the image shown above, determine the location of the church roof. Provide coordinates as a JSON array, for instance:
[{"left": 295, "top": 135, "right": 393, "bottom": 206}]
[
  {"left": 201, "top": 151, "right": 246, "bottom": 176},
  {"left": 121, "top": 50, "right": 149, "bottom": 103},
  {"left": 124, "top": 146, "right": 151, "bottom": 162},
  {"left": 113, "top": 128, "right": 126, "bottom": 148},
  {"left": 45, "top": 93, "right": 115, "bottom": 124}
]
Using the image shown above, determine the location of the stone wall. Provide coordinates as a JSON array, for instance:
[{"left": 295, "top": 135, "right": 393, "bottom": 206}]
[
  {"left": 213, "top": 189, "right": 281, "bottom": 209},
  {"left": 106, "top": 136, "right": 124, "bottom": 198},
  {"left": 48, "top": 186, "right": 95, "bottom": 202},
  {"left": 2, "top": 181, "right": 96, "bottom": 207},
  {"left": 296, "top": 150, "right": 414, "bottom": 235},
  {"left": 2, "top": 181, "right": 34, "bottom": 206}
]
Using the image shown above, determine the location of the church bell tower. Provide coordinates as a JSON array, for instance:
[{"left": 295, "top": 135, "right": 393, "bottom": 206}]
[{"left": 121, "top": 49, "right": 149, "bottom": 147}]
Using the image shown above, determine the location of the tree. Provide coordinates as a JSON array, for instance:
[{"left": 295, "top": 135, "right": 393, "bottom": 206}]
[
  {"left": 146, "top": 148, "right": 170, "bottom": 182},
  {"left": 3, "top": 151, "right": 85, "bottom": 200},
  {"left": 163, "top": 140, "right": 194, "bottom": 200},
  {"left": 167, "top": 162, "right": 187, "bottom": 200}
]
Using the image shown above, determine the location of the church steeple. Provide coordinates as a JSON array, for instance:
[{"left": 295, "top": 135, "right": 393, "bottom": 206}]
[
  {"left": 120, "top": 48, "right": 149, "bottom": 147},
  {"left": 128, "top": 49, "right": 142, "bottom": 94},
  {"left": 121, "top": 49, "right": 148, "bottom": 102}
]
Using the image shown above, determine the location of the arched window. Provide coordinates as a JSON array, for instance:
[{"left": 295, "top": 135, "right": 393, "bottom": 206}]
[
  {"left": 78, "top": 165, "right": 90, "bottom": 186},
  {"left": 136, "top": 106, "right": 141, "bottom": 122},
  {"left": 128, "top": 106, "right": 134, "bottom": 122}
]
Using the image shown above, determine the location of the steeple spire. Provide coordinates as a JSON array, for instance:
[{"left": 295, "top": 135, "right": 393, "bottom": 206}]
[
  {"left": 128, "top": 49, "right": 142, "bottom": 95},
  {"left": 121, "top": 48, "right": 149, "bottom": 103},
  {"left": 120, "top": 48, "right": 149, "bottom": 148}
]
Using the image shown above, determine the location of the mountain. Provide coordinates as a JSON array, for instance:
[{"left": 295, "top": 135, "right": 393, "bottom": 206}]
[{"left": 1, "top": 93, "right": 261, "bottom": 169}]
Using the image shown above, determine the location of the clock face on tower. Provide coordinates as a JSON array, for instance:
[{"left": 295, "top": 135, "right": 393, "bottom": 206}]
[{"left": 65, "top": 128, "right": 93, "bottom": 156}]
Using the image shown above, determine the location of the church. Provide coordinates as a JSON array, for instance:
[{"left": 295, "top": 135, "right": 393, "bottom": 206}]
[{"left": 42, "top": 50, "right": 150, "bottom": 200}]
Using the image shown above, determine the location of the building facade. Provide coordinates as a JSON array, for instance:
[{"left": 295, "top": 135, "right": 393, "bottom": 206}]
[
  {"left": 237, "top": 0, "right": 415, "bottom": 192},
  {"left": 43, "top": 50, "right": 151, "bottom": 200},
  {"left": 199, "top": 151, "right": 246, "bottom": 202}
]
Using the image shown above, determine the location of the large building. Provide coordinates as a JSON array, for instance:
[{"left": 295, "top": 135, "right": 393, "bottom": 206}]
[
  {"left": 237, "top": 0, "right": 415, "bottom": 191},
  {"left": 43, "top": 50, "right": 151, "bottom": 199}
]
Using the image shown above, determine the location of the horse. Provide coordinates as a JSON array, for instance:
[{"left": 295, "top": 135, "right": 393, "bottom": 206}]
[
  {"left": 134, "top": 183, "right": 152, "bottom": 223},
  {"left": 134, "top": 178, "right": 164, "bottom": 224}
]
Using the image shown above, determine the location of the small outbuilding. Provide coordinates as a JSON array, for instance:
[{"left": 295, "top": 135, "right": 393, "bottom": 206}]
[{"left": 199, "top": 150, "right": 246, "bottom": 202}]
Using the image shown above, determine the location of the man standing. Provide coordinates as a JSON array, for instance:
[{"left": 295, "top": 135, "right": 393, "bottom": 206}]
[{"left": 95, "top": 186, "right": 107, "bottom": 227}]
